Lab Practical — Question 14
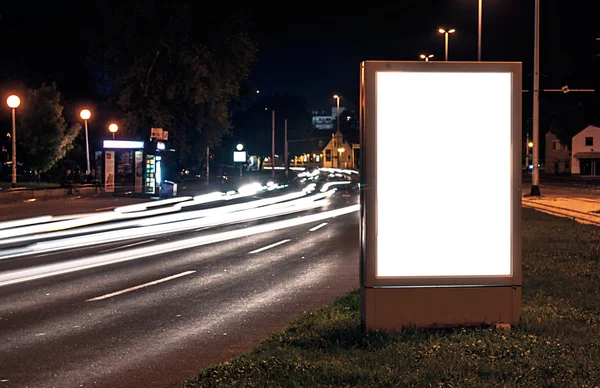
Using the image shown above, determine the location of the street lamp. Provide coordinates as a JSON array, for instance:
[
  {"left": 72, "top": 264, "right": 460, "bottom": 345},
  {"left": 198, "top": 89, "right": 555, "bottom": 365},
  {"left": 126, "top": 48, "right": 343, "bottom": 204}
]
[
  {"left": 438, "top": 28, "right": 456, "bottom": 61},
  {"left": 108, "top": 123, "right": 118, "bottom": 139},
  {"left": 419, "top": 54, "right": 434, "bottom": 62},
  {"left": 526, "top": 141, "right": 534, "bottom": 169},
  {"left": 6, "top": 95, "right": 20, "bottom": 188},
  {"left": 337, "top": 147, "right": 345, "bottom": 168},
  {"left": 478, "top": 0, "right": 483, "bottom": 61},
  {"left": 80, "top": 109, "right": 92, "bottom": 175},
  {"left": 333, "top": 94, "right": 341, "bottom": 133}
]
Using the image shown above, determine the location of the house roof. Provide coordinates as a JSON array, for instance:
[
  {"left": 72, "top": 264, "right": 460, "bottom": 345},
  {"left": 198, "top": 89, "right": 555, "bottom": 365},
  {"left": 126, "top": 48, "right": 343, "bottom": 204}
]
[
  {"left": 573, "top": 152, "right": 600, "bottom": 159},
  {"left": 573, "top": 125, "right": 600, "bottom": 139}
]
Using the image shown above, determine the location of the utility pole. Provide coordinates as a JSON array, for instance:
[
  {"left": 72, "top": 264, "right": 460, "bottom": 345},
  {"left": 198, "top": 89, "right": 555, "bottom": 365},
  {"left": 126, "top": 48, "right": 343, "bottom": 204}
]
[
  {"left": 206, "top": 146, "right": 210, "bottom": 190},
  {"left": 284, "top": 119, "right": 288, "bottom": 180},
  {"left": 478, "top": 0, "right": 482, "bottom": 61},
  {"left": 271, "top": 110, "right": 275, "bottom": 179},
  {"left": 530, "top": 0, "right": 541, "bottom": 196}
]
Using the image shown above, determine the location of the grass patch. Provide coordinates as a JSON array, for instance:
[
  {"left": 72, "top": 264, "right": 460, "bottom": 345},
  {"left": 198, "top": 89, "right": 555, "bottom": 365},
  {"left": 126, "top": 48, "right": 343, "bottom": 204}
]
[
  {"left": 182, "top": 208, "right": 600, "bottom": 387},
  {"left": 0, "top": 182, "right": 60, "bottom": 190}
]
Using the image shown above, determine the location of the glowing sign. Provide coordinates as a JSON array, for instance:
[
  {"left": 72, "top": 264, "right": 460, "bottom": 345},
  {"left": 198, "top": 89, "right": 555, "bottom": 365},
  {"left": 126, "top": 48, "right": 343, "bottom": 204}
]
[
  {"left": 156, "top": 142, "right": 166, "bottom": 150},
  {"left": 103, "top": 140, "right": 144, "bottom": 149},
  {"left": 376, "top": 71, "right": 512, "bottom": 277},
  {"left": 233, "top": 151, "right": 247, "bottom": 163}
]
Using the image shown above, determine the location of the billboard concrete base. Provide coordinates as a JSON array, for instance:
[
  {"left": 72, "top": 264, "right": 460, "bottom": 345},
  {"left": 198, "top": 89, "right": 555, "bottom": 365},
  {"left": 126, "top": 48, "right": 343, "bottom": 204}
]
[{"left": 364, "top": 286, "right": 521, "bottom": 332}]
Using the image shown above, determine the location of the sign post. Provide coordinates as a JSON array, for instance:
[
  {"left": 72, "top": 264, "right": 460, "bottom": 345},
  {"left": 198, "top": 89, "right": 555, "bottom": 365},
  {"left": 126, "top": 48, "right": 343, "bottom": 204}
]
[{"left": 360, "top": 61, "right": 522, "bottom": 331}]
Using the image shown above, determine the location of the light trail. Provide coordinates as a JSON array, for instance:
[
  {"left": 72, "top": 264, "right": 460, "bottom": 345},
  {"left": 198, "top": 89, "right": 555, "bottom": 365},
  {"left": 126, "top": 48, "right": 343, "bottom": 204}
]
[
  {"left": 0, "top": 189, "right": 313, "bottom": 248},
  {"left": 0, "top": 204, "right": 359, "bottom": 287},
  {"left": 0, "top": 190, "right": 337, "bottom": 260}
]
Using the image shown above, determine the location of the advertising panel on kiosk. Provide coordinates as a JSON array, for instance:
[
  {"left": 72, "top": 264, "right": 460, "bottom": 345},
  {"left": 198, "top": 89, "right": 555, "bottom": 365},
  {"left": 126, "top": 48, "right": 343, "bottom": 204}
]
[{"left": 359, "top": 61, "right": 522, "bottom": 332}]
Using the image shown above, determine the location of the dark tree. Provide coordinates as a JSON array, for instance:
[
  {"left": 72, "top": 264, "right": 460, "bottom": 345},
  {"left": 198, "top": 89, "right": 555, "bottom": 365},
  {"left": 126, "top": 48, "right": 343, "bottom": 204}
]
[
  {"left": 17, "top": 83, "right": 81, "bottom": 172},
  {"left": 83, "top": 0, "right": 258, "bottom": 169}
]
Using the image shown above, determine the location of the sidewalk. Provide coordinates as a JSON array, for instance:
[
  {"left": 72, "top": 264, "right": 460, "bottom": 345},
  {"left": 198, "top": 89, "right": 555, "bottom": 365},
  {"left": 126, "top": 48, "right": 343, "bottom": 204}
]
[{"left": 522, "top": 193, "right": 600, "bottom": 226}]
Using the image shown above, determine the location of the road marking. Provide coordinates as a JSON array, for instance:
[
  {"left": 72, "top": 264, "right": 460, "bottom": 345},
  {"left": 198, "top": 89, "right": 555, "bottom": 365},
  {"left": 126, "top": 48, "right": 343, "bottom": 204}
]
[
  {"left": 249, "top": 239, "right": 291, "bottom": 254},
  {"left": 98, "top": 239, "right": 156, "bottom": 253},
  {"left": 308, "top": 222, "right": 327, "bottom": 232},
  {"left": 86, "top": 270, "right": 196, "bottom": 302}
]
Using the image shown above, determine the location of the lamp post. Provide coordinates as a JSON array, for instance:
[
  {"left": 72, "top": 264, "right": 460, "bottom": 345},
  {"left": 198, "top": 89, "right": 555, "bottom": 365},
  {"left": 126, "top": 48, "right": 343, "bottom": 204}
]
[
  {"left": 478, "top": 0, "right": 483, "bottom": 61},
  {"left": 526, "top": 141, "right": 533, "bottom": 169},
  {"left": 80, "top": 109, "right": 92, "bottom": 175},
  {"left": 530, "top": 0, "right": 541, "bottom": 196},
  {"left": 6, "top": 95, "right": 20, "bottom": 188},
  {"left": 236, "top": 143, "right": 244, "bottom": 176},
  {"left": 419, "top": 54, "right": 434, "bottom": 62},
  {"left": 333, "top": 94, "right": 340, "bottom": 133},
  {"left": 109, "top": 123, "right": 118, "bottom": 140},
  {"left": 337, "top": 147, "right": 345, "bottom": 169},
  {"left": 438, "top": 28, "right": 456, "bottom": 61},
  {"left": 271, "top": 110, "right": 275, "bottom": 178}
]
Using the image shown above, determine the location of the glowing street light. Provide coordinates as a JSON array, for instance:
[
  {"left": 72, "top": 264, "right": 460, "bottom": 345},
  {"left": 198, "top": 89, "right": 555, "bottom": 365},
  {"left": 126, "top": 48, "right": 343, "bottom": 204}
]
[
  {"left": 6, "top": 95, "right": 21, "bottom": 188},
  {"left": 108, "top": 123, "right": 118, "bottom": 139},
  {"left": 438, "top": 28, "right": 456, "bottom": 61},
  {"left": 337, "top": 147, "right": 345, "bottom": 168},
  {"left": 80, "top": 109, "right": 92, "bottom": 175},
  {"left": 419, "top": 54, "right": 434, "bottom": 62}
]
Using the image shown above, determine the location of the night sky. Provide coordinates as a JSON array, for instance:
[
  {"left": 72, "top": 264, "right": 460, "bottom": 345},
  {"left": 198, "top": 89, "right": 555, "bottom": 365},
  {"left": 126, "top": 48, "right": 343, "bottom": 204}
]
[{"left": 0, "top": 1, "right": 598, "bottom": 114}]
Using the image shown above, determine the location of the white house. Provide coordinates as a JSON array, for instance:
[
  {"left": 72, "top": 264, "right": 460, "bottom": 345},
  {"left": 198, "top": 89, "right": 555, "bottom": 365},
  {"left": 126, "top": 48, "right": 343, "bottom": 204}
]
[
  {"left": 311, "top": 107, "right": 346, "bottom": 130},
  {"left": 571, "top": 125, "right": 600, "bottom": 176}
]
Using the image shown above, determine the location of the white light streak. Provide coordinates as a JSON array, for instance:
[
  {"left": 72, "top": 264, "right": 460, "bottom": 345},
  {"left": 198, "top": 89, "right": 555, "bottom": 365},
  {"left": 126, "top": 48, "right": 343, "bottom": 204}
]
[
  {"left": 98, "top": 239, "right": 156, "bottom": 253},
  {"left": 0, "top": 204, "right": 359, "bottom": 287}
]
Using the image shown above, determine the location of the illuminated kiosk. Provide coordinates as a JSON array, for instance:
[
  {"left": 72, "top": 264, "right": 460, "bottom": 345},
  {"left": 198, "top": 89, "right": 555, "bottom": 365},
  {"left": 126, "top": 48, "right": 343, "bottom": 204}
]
[
  {"left": 359, "top": 61, "right": 522, "bottom": 331},
  {"left": 100, "top": 140, "right": 148, "bottom": 194}
]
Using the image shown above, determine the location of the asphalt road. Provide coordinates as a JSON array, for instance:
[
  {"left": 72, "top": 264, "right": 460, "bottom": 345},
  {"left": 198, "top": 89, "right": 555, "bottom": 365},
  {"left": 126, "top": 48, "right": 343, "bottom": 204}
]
[{"left": 0, "top": 181, "right": 361, "bottom": 388}]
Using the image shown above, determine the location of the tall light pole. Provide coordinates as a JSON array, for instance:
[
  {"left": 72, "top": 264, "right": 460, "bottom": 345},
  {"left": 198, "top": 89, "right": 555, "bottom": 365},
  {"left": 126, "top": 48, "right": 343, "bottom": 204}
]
[
  {"left": 478, "top": 0, "right": 483, "bottom": 61},
  {"left": 109, "top": 123, "right": 118, "bottom": 140},
  {"left": 284, "top": 119, "right": 288, "bottom": 180},
  {"left": 530, "top": 0, "right": 541, "bottom": 196},
  {"left": 6, "top": 95, "right": 20, "bottom": 188},
  {"left": 271, "top": 110, "right": 275, "bottom": 178},
  {"left": 80, "top": 109, "right": 92, "bottom": 175},
  {"left": 419, "top": 54, "right": 434, "bottom": 62},
  {"left": 438, "top": 28, "right": 456, "bottom": 61},
  {"left": 333, "top": 94, "right": 341, "bottom": 133}
]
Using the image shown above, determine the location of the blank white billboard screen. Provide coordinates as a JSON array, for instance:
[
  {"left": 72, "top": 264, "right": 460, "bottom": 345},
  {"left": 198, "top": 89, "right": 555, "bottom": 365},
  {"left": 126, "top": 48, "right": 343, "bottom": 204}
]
[
  {"left": 376, "top": 71, "right": 512, "bottom": 278},
  {"left": 233, "top": 151, "right": 247, "bottom": 163}
]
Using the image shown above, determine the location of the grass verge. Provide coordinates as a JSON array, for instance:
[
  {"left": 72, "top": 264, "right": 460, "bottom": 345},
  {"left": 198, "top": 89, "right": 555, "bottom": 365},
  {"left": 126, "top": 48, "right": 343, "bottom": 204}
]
[{"left": 182, "top": 208, "right": 600, "bottom": 387}]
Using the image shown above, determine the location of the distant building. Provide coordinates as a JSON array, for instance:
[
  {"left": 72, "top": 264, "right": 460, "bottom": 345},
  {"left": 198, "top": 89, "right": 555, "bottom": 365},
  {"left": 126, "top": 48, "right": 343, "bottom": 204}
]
[
  {"left": 544, "top": 131, "right": 571, "bottom": 174},
  {"left": 571, "top": 125, "right": 600, "bottom": 176},
  {"left": 321, "top": 129, "right": 357, "bottom": 169},
  {"left": 311, "top": 107, "right": 346, "bottom": 130}
]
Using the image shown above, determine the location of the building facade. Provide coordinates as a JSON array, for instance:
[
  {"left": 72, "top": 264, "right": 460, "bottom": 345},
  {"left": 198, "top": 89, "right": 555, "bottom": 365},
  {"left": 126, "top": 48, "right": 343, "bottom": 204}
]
[
  {"left": 311, "top": 107, "right": 346, "bottom": 130},
  {"left": 571, "top": 125, "right": 600, "bottom": 176},
  {"left": 544, "top": 131, "right": 571, "bottom": 174}
]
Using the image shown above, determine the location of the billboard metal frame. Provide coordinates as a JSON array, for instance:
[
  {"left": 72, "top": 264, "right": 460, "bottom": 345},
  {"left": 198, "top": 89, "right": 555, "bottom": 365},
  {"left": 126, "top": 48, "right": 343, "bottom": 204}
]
[{"left": 359, "top": 61, "right": 522, "bottom": 331}]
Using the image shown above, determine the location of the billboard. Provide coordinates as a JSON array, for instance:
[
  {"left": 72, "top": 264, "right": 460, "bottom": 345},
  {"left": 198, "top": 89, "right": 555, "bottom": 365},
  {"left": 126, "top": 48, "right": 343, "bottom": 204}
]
[{"left": 360, "top": 61, "right": 522, "bottom": 331}]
